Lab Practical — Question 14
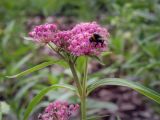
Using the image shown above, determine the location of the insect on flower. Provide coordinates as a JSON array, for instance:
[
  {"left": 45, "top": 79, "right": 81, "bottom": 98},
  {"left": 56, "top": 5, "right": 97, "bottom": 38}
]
[{"left": 89, "top": 33, "right": 106, "bottom": 47}]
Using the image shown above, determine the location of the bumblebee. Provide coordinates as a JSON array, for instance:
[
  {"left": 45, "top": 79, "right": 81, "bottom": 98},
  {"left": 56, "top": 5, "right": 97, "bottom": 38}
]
[{"left": 89, "top": 33, "right": 104, "bottom": 46}]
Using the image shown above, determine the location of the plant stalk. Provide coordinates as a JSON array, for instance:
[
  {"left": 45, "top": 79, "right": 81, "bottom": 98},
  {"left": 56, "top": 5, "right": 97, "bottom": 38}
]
[
  {"left": 81, "top": 96, "right": 86, "bottom": 120},
  {"left": 68, "top": 60, "right": 82, "bottom": 96},
  {"left": 81, "top": 57, "right": 88, "bottom": 120}
]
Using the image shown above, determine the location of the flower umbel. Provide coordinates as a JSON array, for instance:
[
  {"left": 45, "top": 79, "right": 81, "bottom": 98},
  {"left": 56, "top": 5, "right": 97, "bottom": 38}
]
[
  {"left": 28, "top": 22, "right": 109, "bottom": 57},
  {"left": 68, "top": 22, "right": 109, "bottom": 56},
  {"left": 29, "top": 23, "right": 57, "bottom": 43},
  {"left": 38, "top": 101, "right": 79, "bottom": 120}
]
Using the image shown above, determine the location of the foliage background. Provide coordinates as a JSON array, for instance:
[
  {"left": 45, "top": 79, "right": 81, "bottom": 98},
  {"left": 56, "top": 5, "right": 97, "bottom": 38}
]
[{"left": 0, "top": 0, "right": 160, "bottom": 120}]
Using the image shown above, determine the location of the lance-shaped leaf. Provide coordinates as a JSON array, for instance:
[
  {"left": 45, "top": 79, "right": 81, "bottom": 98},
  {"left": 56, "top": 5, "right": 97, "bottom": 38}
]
[
  {"left": 87, "top": 78, "right": 160, "bottom": 104},
  {"left": 23, "top": 84, "right": 76, "bottom": 120},
  {"left": 87, "top": 115, "right": 109, "bottom": 120},
  {"left": 6, "top": 60, "right": 61, "bottom": 78}
]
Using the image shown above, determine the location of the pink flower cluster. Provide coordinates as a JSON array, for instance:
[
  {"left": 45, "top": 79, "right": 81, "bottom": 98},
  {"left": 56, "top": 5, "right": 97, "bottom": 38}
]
[
  {"left": 29, "top": 24, "right": 57, "bottom": 43},
  {"left": 29, "top": 22, "right": 109, "bottom": 56},
  {"left": 38, "top": 101, "right": 79, "bottom": 120},
  {"left": 68, "top": 22, "right": 109, "bottom": 56}
]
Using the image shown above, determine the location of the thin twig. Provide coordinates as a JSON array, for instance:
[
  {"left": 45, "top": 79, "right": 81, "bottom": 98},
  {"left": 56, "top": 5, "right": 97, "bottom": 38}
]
[{"left": 48, "top": 43, "right": 65, "bottom": 59}]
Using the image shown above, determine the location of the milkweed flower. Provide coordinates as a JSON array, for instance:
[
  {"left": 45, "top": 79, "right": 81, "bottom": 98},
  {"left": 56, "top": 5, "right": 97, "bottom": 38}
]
[
  {"left": 29, "top": 23, "right": 57, "bottom": 43},
  {"left": 68, "top": 22, "right": 109, "bottom": 56},
  {"left": 38, "top": 101, "right": 79, "bottom": 120},
  {"left": 28, "top": 22, "right": 109, "bottom": 57},
  {"left": 52, "top": 30, "right": 72, "bottom": 48}
]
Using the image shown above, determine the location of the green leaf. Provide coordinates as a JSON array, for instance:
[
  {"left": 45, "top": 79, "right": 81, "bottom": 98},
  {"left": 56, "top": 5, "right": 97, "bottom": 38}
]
[
  {"left": 6, "top": 60, "right": 61, "bottom": 78},
  {"left": 23, "top": 84, "right": 76, "bottom": 120},
  {"left": 14, "top": 81, "right": 37, "bottom": 101},
  {"left": 87, "top": 115, "right": 109, "bottom": 120},
  {"left": 135, "top": 61, "right": 160, "bottom": 75},
  {"left": 2, "top": 21, "right": 15, "bottom": 49},
  {"left": 11, "top": 53, "right": 33, "bottom": 73},
  {"left": 23, "top": 37, "right": 35, "bottom": 41},
  {"left": 87, "top": 78, "right": 160, "bottom": 104},
  {"left": 0, "top": 102, "right": 10, "bottom": 114},
  {"left": 55, "top": 60, "right": 68, "bottom": 68},
  {"left": 101, "top": 51, "right": 112, "bottom": 56},
  {"left": 87, "top": 98, "right": 117, "bottom": 112},
  {"left": 76, "top": 56, "right": 86, "bottom": 74}
]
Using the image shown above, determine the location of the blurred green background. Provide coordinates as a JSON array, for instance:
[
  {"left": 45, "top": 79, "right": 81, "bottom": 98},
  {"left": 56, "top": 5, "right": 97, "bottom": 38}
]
[{"left": 0, "top": 0, "right": 160, "bottom": 120}]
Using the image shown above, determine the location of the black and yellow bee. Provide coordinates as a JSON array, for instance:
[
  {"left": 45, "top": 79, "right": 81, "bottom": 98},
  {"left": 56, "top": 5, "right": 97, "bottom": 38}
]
[{"left": 89, "top": 33, "right": 104, "bottom": 46}]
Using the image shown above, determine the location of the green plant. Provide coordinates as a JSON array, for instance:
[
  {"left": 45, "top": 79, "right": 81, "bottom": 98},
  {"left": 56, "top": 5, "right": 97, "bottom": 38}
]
[
  {"left": 1, "top": 0, "right": 160, "bottom": 119},
  {"left": 7, "top": 22, "right": 160, "bottom": 120}
]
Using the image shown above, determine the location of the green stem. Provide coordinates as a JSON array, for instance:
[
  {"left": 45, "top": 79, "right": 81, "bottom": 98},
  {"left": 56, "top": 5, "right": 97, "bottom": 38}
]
[
  {"left": 0, "top": 102, "right": 2, "bottom": 120},
  {"left": 81, "top": 57, "right": 88, "bottom": 120},
  {"left": 68, "top": 60, "right": 82, "bottom": 96},
  {"left": 83, "top": 57, "right": 88, "bottom": 91},
  {"left": 48, "top": 43, "right": 65, "bottom": 59},
  {"left": 81, "top": 96, "right": 86, "bottom": 120}
]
